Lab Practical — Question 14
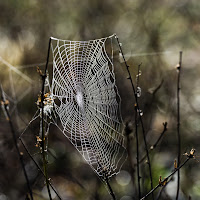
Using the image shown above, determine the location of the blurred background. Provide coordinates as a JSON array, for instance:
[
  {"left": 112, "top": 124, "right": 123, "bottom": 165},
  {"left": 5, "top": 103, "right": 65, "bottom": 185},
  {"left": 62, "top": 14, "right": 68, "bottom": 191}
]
[{"left": 0, "top": 0, "right": 200, "bottom": 199}]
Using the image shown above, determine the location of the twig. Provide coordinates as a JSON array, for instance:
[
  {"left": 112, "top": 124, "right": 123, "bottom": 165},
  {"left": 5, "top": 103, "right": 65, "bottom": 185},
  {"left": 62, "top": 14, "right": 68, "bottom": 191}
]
[
  {"left": 140, "top": 118, "right": 154, "bottom": 196},
  {"left": 40, "top": 38, "right": 52, "bottom": 200},
  {"left": 151, "top": 80, "right": 164, "bottom": 97},
  {"left": 176, "top": 51, "right": 182, "bottom": 200},
  {"left": 156, "top": 177, "right": 172, "bottom": 200},
  {"left": 19, "top": 138, "right": 62, "bottom": 200},
  {"left": 115, "top": 34, "right": 154, "bottom": 199},
  {"left": 135, "top": 63, "right": 142, "bottom": 199},
  {"left": 145, "top": 80, "right": 164, "bottom": 144},
  {"left": 105, "top": 176, "right": 116, "bottom": 200},
  {"left": 139, "top": 122, "right": 168, "bottom": 164},
  {"left": 151, "top": 122, "right": 168, "bottom": 150},
  {"left": 125, "top": 122, "right": 137, "bottom": 196},
  {"left": 0, "top": 85, "right": 34, "bottom": 200},
  {"left": 141, "top": 156, "right": 191, "bottom": 200}
]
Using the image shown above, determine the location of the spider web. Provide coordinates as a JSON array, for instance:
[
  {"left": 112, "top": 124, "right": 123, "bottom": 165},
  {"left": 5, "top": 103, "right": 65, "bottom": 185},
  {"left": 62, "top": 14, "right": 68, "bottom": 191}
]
[
  {"left": 48, "top": 35, "right": 127, "bottom": 179},
  {"left": 0, "top": 56, "right": 33, "bottom": 127}
]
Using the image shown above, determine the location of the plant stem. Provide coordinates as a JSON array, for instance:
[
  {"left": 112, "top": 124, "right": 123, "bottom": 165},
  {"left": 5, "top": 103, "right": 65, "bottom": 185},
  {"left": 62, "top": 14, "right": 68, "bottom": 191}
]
[
  {"left": 0, "top": 85, "right": 34, "bottom": 200},
  {"left": 176, "top": 51, "right": 182, "bottom": 200},
  {"left": 139, "top": 122, "right": 168, "bottom": 164},
  {"left": 156, "top": 177, "right": 172, "bottom": 200},
  {"left": 41, "top": 38, "right": 52, "bottom": 200},
  {"left": 135, "top": 103, "right": 141, "bottom": 199},
  {"left": 115, "top": 34, "right": 154, "bottom": 199},
  {"left": 140, "top": 118, "right": 154, "bottom": 198},
  {"left": 125, "top": 123, "right": 137, "bottom": 195},
  {"left": 105, "top": 176, "right": 116, "bottom": 200},
  {"left": 141, "top": 157, "right": 190, "bottom": 200},
  {"left": 135, "top": 64, "right": 141, "bottom": 199},
  {"left": 19, "top": 138, "right": 62, "bottom": 200},
  {"left": 152, "top": 122, "right": 168, "bottom": 149}
]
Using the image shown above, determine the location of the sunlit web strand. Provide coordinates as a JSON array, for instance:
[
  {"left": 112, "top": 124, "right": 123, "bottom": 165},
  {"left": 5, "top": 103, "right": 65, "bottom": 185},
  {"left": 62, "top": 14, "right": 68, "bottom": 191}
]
[{"left": 13, "top": 51, "right": 177, "bottom": 69}]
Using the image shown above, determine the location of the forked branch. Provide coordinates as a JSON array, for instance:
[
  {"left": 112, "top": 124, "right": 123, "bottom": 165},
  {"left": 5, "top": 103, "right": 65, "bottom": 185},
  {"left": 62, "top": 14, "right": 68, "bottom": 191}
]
[{"left": 141, "top": 148, "right": 194, "bottom": 200}]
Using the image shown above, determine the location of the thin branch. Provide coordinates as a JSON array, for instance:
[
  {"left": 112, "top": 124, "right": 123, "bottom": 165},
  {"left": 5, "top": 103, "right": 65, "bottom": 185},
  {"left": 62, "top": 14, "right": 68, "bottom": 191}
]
[
  {"left": 0, "top": 85, "right": 34, "bottom": 200},
  {"left": 176, "top": 51, "right": 182, "bottom": 200},
  {"left": 125, "top": 122, "right": 137, "bottom": 195},
  {"left": 141, "top": 156, "right": 191, "bottom": 200},
  {"left": 105, "top": 176, "right": 116, "bottom": 200},
  {"left": 135, "top": 63, "right": 142, "bottom": 199},
  {"left": 156, "top": 177, "right": 172, "bottom": 200},
  {"left": 139, "top": 122, "right": 168, "bottom": 164},
  {"left": 115, "top": 34, "right": 154, "bottom": 199},
  {"left": 19, "top": 138, "right": 62, "bottom": 200},
  {"left": 40, "top": 37, "right": 52, "bottom": 200},
  {"left": 151, "top": 122, "right": 168, "bottom": 150},
  {"left": 151, "top": 80, "right": 164, "bottom": 97},
  {"left": 139, "top": 118, "right": 154, "bottom": 195},
  {"left": 144, "top": 80, "right": 164, "bottom": 145}
]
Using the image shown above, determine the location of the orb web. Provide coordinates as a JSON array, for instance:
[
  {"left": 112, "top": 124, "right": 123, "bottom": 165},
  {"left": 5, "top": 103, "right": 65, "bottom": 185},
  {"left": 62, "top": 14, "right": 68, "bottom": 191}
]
[{"left": 49, "top": 35, "right": 127, "bottom": 179}]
